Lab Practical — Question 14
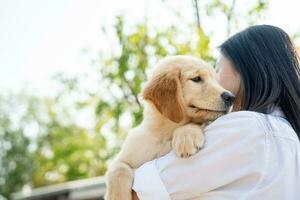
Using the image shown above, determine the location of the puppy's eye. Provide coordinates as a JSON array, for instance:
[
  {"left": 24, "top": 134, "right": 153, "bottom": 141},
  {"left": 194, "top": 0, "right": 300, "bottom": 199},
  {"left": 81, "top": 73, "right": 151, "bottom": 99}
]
[{"left": 191, "top": 76, "right": 202, "bottom": 82}]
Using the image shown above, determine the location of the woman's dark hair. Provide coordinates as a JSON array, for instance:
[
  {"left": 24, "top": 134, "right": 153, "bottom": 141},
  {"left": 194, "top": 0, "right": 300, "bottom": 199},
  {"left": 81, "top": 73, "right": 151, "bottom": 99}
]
[{"left": 220, "top": 24, "right": 300, "bottom": 139}]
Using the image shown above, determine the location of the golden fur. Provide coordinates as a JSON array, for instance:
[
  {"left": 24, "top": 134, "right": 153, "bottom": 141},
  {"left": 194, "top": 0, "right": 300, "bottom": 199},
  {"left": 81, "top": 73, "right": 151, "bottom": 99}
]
[{"left": 105, "top": 55, "right": 232, "bottom": 200}]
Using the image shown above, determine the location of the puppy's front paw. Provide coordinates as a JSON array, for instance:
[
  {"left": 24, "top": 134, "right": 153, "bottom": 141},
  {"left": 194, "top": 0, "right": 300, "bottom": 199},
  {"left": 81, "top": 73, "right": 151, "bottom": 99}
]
[{"left": 172, "top": 124, "right": 205, "bottom": 158}]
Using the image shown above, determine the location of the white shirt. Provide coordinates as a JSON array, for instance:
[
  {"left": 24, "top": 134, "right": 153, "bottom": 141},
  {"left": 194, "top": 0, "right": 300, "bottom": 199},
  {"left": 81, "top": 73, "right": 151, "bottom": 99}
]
[{"left": 132, "top": 109, "right": 300, "bottom": 200}]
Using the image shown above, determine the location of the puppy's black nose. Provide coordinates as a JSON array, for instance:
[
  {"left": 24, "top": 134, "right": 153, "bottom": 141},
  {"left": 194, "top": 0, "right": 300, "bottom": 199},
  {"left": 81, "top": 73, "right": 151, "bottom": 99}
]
[{"left": 221, "top": 92, "right": 235, "bottom": 107}]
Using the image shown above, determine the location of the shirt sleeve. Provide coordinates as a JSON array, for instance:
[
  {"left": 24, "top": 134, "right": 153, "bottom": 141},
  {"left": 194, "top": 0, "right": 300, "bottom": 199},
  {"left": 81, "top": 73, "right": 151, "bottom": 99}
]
[{"left": 133, "top": 111, "right": 268, "bottom": 200}]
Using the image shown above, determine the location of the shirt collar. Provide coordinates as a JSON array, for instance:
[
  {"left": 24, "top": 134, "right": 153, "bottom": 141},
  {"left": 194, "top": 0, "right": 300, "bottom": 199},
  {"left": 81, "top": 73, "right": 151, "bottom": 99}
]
[{"left": 269, "top": 105, "right": 286, "bottom": 119}]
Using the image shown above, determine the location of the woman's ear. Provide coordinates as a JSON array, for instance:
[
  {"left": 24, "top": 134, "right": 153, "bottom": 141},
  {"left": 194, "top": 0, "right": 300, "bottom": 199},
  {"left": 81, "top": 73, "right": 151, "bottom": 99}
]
[{"left": 142, "top": 70, "right": 185, "bottom": 123}]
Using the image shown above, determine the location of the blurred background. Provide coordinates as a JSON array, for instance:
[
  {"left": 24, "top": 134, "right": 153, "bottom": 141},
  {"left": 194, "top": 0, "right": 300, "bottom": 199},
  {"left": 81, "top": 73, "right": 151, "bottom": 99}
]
[{"left": 0, "top": 0, "right": 299, "bottom": 199}]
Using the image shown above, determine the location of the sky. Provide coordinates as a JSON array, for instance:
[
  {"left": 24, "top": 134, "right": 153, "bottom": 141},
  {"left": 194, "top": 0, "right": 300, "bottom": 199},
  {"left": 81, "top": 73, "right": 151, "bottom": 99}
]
[{"left": 0, "top": 0, "right": 299, "bottom": 96}]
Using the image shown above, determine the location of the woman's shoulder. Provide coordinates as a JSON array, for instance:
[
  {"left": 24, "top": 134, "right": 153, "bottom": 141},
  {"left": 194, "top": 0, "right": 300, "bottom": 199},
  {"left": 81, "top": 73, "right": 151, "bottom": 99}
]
[
  {"left": 204, "top": 110, "right": 299, "bottom": 145},
  {"left": 216, "top": 110, "right": 264, "bottom": 122},
  {"left": 205, "top": 110, "right": 266, "bottom": 135},
  {"left": 206, "top": 110, "right": 297, "bottom": 140}
]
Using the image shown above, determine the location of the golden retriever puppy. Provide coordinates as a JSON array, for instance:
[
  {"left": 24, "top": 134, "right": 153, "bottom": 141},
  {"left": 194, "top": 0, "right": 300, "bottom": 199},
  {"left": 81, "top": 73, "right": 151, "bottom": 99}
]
[{"left": 105, "top": 55, "right": 234, "bottom": 200}]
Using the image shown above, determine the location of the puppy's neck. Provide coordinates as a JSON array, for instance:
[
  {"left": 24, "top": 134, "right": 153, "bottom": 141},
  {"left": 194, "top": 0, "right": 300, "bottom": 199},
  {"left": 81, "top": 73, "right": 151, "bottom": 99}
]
[{"left": 142, "top": 103, "right": 183, "bottom": 141}]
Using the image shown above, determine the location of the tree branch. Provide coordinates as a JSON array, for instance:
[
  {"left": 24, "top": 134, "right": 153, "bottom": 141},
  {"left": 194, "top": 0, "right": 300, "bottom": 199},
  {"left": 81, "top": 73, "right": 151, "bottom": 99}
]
[
  {"left": 123, "top": 78, "right": 142, "bottom": 110},
  {"left": 193, "top": 0, "right": 201, "bottom": 28},
  {"left": 226, "top": 0, "right": 237, "bottom": 36}
]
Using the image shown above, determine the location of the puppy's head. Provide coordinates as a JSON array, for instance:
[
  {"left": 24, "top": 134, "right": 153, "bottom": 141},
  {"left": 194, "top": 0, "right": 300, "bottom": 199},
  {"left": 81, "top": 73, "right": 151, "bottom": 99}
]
[{"left": 143, "top": 55, "right": 234, "bottom": 123}]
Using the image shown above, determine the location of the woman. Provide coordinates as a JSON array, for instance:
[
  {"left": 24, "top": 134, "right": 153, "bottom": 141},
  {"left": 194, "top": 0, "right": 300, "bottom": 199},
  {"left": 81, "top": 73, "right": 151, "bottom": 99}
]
[{"left": 132, "top": 25, "right": 300, "bottom": 200}]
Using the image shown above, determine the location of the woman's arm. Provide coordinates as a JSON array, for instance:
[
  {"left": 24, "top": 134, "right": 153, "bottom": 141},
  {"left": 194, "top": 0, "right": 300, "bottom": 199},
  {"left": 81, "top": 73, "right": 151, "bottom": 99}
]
[{"left": 132, "top": 111, "right": 267, "bottom": 200}]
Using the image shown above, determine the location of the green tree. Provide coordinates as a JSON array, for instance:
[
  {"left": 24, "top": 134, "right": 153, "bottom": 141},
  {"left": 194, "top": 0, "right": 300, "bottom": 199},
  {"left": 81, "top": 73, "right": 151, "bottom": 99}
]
[{"left": 0, "top": 94, "right": 34, "bottom": 199}]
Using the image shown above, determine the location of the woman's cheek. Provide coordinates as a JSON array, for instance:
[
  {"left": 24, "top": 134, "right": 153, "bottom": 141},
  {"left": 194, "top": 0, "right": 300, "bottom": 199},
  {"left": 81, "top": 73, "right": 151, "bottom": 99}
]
[
  {"left": 217, "top": 68, "right": 241, "bottom": 96},
  {"left": 217, "top": 72, "right": 234, "bottom": 94}
]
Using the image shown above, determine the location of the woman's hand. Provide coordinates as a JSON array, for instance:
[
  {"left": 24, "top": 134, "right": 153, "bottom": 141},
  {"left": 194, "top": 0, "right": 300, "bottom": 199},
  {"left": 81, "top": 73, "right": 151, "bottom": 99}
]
[{"left": 132, "top": 190, "right": 139, "bottom": 200}]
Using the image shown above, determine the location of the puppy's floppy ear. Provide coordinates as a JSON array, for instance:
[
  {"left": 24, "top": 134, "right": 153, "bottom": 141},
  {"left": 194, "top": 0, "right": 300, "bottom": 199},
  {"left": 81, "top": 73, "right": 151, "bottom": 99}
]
[{"left": 143, "top": 70, "right": 185, "bottom": 123}]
